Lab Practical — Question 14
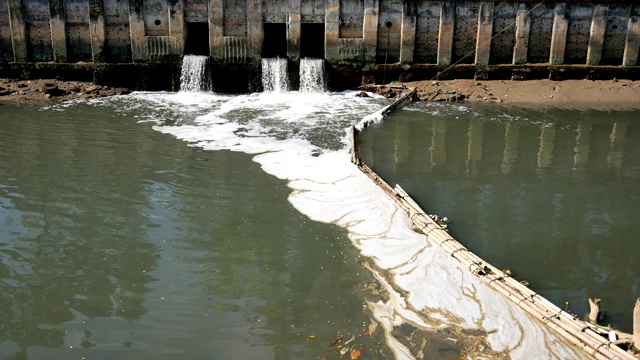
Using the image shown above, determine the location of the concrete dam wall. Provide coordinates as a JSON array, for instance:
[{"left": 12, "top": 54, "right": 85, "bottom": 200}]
[{"left": 1, "top": 0, "right": 639, "bottom": 91}]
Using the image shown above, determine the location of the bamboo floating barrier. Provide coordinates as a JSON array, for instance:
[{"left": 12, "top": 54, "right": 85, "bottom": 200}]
[{"left": 350, "top": 90, "right": 638, "bottom": 360}]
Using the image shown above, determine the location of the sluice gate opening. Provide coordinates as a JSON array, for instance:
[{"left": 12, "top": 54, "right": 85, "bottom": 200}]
[
  {"left": 262, "top": 23, "right": 287, "bottom": 58},
  {"left": 301, "top": 23, "right": 325, "bottom": 59},
  {"left": 185, "top": 23, "right": 210, "bottom": 56},
  {"left": 1, "top": 0, "right": 639, "bottom": 92}
]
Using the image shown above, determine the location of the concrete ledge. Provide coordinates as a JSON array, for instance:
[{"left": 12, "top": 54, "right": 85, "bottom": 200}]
[{"left": 2, "top": 62, "right": 638, "bottom": 94}]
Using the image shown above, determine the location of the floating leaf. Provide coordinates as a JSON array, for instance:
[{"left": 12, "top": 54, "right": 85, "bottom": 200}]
[
  {"left": 350, "top": 349, "right": 361, "bottom": 359},
  {"left": 363, "top": 331, "right": 370, "bottom": 337}
]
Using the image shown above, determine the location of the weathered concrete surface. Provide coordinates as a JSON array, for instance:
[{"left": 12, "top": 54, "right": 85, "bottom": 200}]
[
  {"left": 129, "top": 0, "right": 146, "bottom": 62},
  {"left": 49, "top": 0, "right": 67, "bottom": 62},
  {"left": 475, "top": 1, "right": 493, "bottom": 67},
  {"left": 438, "top": 0, "right": 455, "bottom": 67},
  {"left": 89, "top": 0, "right": 106, "bottom": 62},
  {"left": 513, "top": 3, "right": 530, "bottom": 65},
  {"left": 550, "top": 4, "right": 568, "bottom": 65},
  {"left": 7, "top": 0, "right": 28, "bottom": 62},
  {"left": 586, "top": 4, "right": 607, "bottom": 65},
  {"left": 1, "top": 0, "right": 639, "bottom": 92},
  {"left": 624, "top": 5, "right": 640, "bottom": 66}
]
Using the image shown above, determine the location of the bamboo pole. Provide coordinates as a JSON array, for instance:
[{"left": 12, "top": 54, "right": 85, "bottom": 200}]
[
  {"left": 392, "top": 184, "right": 633, "bottom": 360},
  {"left": 350, "top": 94, "right": 636, "bottom": 360}
]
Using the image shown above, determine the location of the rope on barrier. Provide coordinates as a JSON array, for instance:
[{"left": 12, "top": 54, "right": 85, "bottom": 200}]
[
  {"left": 518, "top": 293, "right": 538, "bottom": 306},
  {"left": 544, "top": 309, "right": 563, "bottom": 323}
]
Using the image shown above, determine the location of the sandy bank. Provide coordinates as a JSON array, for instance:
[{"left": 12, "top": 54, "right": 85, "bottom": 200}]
[
  {"left": 405, "top": 78, "right": 640, "bottom": 106},
  {"left": 2, "top": 77, "right": 640, "bottom": 108}
]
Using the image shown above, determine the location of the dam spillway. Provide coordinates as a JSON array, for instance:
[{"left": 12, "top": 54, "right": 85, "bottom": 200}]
[{"left": 0, "top": 0, "right": 639, "bottom": 91}]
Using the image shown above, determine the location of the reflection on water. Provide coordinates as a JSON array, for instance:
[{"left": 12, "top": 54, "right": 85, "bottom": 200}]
[
  {"left": 0, "top": 103, "right": 385, "bottom": 359},
  {"left": 358, "top": 103, "right": 640, "bottom": 332}
]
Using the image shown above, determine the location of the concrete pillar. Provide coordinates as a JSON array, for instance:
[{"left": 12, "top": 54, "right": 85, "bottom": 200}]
[
  {"left": 586, "top": 4, "right": 607, "bottom": 66},
  {"left": 437, "top": 0, "right": 455, "bottom": 67},
  {"left": 7, "top": 0, "right": 27, "bottom": 62},
  {"left": 169, "top": 0, "right": 185, "bottom": 55},
  {"left": 512, "top": 3, "right": 530, "bottom": 64},
  {"left": 549, "top": 3, "right": 568, "bottom": 65},
  {"left": 399, "top": 0, "right": 416, "bottom": 65},
  {"left": 325, "top": 0, "right": 339, "bottom": 62},
  {"left": 247, "top": 0, "right": 263, "bottom": 62},
  {"left": 209, "top": 0, "right": 223, "bottom": 61},
  {"left": 623, "top": 5, "right": 640, "bottom": 66},
  {"left": 363, "top": 0, "right": 379, "bottom": 64},
  {"left": 49, "top": 0, "right": 67, "bottom": 62},
  {"left": 475, "top": 1, "right": 494, "bottom": 67},
  {"left": 129, "top": 0, "right": 146, "bottom": 62},
  {"left": 287, "top": 0, "right": 301, "bottom": 62},
  {"left": 89, "top": 0, "right": 106, "bottom": 62}
]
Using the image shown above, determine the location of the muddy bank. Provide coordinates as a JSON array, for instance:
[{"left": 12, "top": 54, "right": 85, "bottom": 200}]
[
  {"left": 3, "top": 77, "right": 640, "bottom": 107},
  {"left": 363, "top": 79, "right": 640, "bottom": 107},
  {"left": 0, "top": 78, "right": 131, "bottom": 103}
]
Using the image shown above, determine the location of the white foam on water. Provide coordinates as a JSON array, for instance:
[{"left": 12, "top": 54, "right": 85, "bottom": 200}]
[{"left": 110, "top": 90, "right": 584, "bottom": 359}]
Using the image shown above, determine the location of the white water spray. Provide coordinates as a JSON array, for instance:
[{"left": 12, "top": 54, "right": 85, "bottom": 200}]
[
  {"left": 299, "top": 58, "right": 326, "bottom": 93},
  {"left": 180, "top": 55, "right": 212, "bottom": 92},
  {"left": 261, "top": 58, "right": 289, "bottom": 92}
]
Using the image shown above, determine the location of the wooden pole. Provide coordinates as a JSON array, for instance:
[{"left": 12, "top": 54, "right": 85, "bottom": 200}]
[
  {"left": 589, "top": 298, "right": 601, "bottom": 324},
  {"left": 634, "top": 298, "right": 640, "bottom": 350}
]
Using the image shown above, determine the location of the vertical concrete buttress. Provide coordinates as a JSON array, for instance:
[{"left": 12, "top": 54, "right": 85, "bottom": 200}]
[
  {"left": 400, "top": 0, "right": 416, "bottom": 65},
  {"left": 549, "top": 3, "right": 568, "bottom": 65},
  {"left": 586, "top": 4, "right": 607, "bottom": 65},
  {"left": 247, "top": 0, "right": 263, "bottom": 62},
  {"left": 324, "top": 0, "right": 339, "bottom": 62},
  {"left": 363, "top": 0, "right": 379, "bottom": 64},
  {"left": 512, "top": 3, "right": 530, "bottom": 64},
  {"left": 475, "top": 1, "right": 494, "bottom": 66},
  {"left": 129, "top": 0, "right": 146, "bottom": 62},
  {"left": 169, "top": 0, "right": 185, "bottom": 55},
  {"left": 623, "top": 5, "right": 640, "bottom": 66},
  {"left": 7, "top": 0, "right": 27, "bottom": 62},
  {"left": 288, "top": 0, "right": 301, "bottom": 62},
  {"left": 89, "top": 0, "right": 106, "bottom": 62},
  {"left": 437, "top": 0, "right": 455, "bottom": 67},
  {"left": 208, "top": 0, "right": 223, "bottom": 61},
  {"left": 49, "top": 0, "right": 67, "bottom": 62}
]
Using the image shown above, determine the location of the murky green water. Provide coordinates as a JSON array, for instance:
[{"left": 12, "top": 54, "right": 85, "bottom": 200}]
[
  {"left": 0, "top": 102, "right": 385, "bottom": 359},
  {"left": 3, "top": 94, "right": 638, "bottom": 359},
  {"left": 358, "top": 103, "right": 640, "bottom": 333}
]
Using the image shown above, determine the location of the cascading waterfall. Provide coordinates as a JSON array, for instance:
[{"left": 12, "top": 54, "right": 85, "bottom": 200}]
[
  {"left": 179, "top": 55, "right": 213, "bottom": 92},
  {"left": 299, "top": 58, "right": 326, "bottom": 93},
  {"left": 261, "top": 58, "right": 289, "bottom": 92}
]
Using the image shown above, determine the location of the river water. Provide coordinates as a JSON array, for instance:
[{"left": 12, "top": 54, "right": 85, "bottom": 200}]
[{"left": 0, "top": 77, "right": 638, "bottom": 359}]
